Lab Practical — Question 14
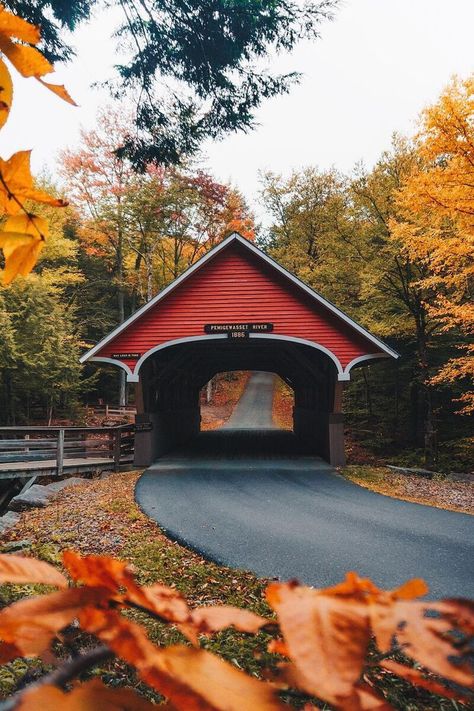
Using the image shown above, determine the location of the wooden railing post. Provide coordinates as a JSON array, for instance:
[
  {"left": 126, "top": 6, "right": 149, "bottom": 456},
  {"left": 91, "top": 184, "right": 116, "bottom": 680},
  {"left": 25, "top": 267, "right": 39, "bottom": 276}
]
[
  {"left": 56, "top": 428, "right": 64, "bottom": 477},
  {"left": 113, "top": 428, "right": 121, "bottom": 471}
]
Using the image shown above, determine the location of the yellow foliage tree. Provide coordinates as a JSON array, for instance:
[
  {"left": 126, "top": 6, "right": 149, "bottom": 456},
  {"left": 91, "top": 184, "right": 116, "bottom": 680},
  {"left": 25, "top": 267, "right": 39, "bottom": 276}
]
[
  {"left": 391, "top": 75, "right": 474, "bottom": 413},
  {"left": 0, "top": 3, "right": 74, "bottom": 285}
]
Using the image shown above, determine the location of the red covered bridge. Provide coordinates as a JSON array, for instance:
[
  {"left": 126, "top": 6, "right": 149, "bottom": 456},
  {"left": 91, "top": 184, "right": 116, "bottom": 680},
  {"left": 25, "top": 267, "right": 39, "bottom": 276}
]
[{"left": 80, "top": 233, "right": 398, "bottom": 466}]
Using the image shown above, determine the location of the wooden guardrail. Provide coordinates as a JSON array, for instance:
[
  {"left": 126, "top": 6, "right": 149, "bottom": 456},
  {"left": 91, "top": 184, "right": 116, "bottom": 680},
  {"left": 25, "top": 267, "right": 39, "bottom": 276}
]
[
  {"left": 89, "top": 405, "right": 136, "bottom": 419},
  {"left": 0, "top": 425, "right": 134, "bottom": 475}
]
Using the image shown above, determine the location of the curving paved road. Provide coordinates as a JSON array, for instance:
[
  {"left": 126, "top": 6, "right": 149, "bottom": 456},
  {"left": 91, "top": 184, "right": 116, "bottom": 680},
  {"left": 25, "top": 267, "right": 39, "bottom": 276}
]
[
  {"left": 136, "top": 373, "right": 474, "bottom": 598},
  {"left": 222, "top": 371, "right": 276, "bottom": 429}
]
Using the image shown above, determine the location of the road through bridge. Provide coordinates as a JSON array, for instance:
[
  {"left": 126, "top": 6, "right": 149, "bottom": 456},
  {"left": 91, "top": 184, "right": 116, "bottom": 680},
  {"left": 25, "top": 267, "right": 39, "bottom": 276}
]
[{"left": 136, "top": 372, "right": 474, "bottom": 598}]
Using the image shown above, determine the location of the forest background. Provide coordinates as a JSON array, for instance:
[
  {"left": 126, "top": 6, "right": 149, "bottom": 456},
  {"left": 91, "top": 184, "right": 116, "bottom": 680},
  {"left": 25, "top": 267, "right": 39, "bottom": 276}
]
[{"left": 0, "top": 76, "right": 472, "bottom": 472}]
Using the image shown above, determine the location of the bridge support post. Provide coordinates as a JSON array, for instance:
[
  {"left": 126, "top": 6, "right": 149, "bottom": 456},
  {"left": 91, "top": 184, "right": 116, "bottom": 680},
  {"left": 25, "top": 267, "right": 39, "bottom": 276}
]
[
  {"left": 328, "top": 381, "right": 345, "bottom": 467},
  {"left": 133, "top": 378, "right": 156, "bottom": 467},
  {"left": 134, "top": 412, "right": 160, "bottom": 467}
]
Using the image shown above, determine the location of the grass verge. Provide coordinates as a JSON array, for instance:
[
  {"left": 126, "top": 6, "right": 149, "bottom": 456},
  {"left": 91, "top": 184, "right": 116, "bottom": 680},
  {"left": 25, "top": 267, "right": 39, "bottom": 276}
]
[{"left": 341, "top": 465, "right": 473, "bottom": 515}]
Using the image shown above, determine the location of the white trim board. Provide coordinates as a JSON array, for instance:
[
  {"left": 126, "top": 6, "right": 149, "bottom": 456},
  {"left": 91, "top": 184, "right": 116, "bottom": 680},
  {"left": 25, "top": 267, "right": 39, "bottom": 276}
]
[
  {"left": 90, "top": 334, "right": 387, "bottom": 383},
  {"left": 342, "top": 353, "right": 391, "bottom": 378},
  {"left": 80, "top": 232, "right": 399, "bottom": 364}
]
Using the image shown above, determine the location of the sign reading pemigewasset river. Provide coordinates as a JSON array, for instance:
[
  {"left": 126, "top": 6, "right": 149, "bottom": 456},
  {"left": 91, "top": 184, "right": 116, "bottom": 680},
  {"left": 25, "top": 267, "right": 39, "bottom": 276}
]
[{"left": 204, "top": 323, "right": 273, "bottom": 334}]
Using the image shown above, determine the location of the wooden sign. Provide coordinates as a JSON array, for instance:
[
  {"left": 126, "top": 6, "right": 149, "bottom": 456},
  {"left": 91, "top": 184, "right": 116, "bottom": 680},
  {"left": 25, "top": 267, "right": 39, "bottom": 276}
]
[
  {"left": 111, "top": 353, "right": 141, "bottom": 359},
  {"left": 204, "top": 323, "right": 273, "bottom": 334},
  {"left": 135, "top": 421, "right": 153, "bottom": 432}
]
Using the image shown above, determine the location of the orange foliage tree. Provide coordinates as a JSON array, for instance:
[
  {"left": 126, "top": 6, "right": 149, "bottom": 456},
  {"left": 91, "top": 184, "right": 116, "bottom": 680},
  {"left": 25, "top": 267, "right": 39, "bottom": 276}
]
[
  {"left": 391, "top": 76, "right": 474, "bottom": 413},
  {"left": 60, "top": 108, "right": 255, "bottom": 304},
  {"left": 0, "top": 4, "right": 74, "bottom": 285},
  {"left": 0, "top": 551, "right": 473, "bottom": 710}
]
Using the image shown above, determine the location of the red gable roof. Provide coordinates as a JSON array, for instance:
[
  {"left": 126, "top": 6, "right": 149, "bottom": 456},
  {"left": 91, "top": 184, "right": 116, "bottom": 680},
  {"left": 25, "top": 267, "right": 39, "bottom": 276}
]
[{"left": 81, "top": 233, "right": 397, "bottom": 382}]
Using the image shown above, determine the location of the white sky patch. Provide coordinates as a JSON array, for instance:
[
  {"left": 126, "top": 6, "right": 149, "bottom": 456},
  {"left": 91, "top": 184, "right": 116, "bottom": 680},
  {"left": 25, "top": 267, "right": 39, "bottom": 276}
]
[{"left": 1, "top": 0, "right": 473, "bottom": 224}]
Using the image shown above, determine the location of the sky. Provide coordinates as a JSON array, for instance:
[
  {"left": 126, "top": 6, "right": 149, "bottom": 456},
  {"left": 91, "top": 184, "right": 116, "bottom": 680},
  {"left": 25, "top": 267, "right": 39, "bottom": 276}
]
[{"left": 1, "top": 0, "right": 473, "bottom": 224}]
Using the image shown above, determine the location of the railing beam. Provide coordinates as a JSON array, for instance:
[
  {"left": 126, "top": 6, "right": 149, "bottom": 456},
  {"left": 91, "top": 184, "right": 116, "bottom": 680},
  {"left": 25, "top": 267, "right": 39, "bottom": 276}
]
[
  {"left": 113, "top": 429, "right": 122, "bottom": 471},
  {"left": 56, "top": 428, "right": 65, "bottom": 476}
]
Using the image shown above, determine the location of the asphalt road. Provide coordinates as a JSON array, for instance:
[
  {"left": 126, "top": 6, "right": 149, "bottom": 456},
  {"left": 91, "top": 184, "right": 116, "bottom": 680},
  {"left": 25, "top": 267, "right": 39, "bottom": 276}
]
[
  {"left": 222, "top": 371, "right": 276, "bottom": 429},
  {"left": 136, "top": 373, "right": 474, "bottom": 598}
]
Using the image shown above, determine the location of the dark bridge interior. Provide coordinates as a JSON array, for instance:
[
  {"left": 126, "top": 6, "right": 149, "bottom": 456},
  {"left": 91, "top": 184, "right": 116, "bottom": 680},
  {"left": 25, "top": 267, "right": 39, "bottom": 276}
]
[{"left": 134, "top": 338, "right": 345, "bottom": 466}]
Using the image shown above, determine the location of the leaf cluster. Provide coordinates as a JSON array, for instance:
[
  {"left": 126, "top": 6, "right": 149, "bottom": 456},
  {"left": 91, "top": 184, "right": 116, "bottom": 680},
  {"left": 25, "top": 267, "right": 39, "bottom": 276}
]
[
  {"left": 0, "top": 552, "right": 472, "bottom": 710},
  {"left": 0, "top": 4, "right": 74, "bottom": 284}
]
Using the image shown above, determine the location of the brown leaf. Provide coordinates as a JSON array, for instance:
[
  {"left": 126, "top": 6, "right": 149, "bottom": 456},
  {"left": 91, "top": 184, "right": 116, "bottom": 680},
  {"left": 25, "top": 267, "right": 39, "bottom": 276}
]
[
  {"left": 145, "top": 646, "right": 287, "bottom": 711},
  {"left": 17, "top": 678, "right": 156, "bottom": 710},
  {"left": 129, "top": 582, "right": 191, "bottom": 624},
  {"left": 63, "top": 550, "right": 137, "bottom": 592},
  {"left": 189, "top": 604, "right": 270, "bottom": 635},
  {"left": 323, "top": 572, "right": 427, "bottom": 603},
  {"left": 266, "top": 581, "right": 371, "bottom": 706},
  {"left": 0, "top": 587, "right": 108, "bottom": 657},
  {"left": 371, "top": 599, "right": 474, "bottom": 687},
  {"left": 80, "top": 607, "right": 286, "bottom": 710},
  {"left": 380, "top": 660, "right": 472, "bottom": 703},
  {"left": 36, "top": 77, "right": 77, "bottom": 106},
  {"left": 0, "top": 553, "right": 67, "bottom": 587},
  {"left": 79, "top": 607, "right": 158, "bottom": 668},
  {"left": 64, "top": 551, "right": 192, "bottom": 627}
]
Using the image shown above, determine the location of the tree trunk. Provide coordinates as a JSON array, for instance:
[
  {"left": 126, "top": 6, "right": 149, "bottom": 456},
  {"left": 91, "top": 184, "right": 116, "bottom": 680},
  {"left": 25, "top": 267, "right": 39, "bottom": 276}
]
[
  {"left": 119, "top": 371, "right": 127, "bottom": 408},
  {"left": 394, "top": 361, "right": 399, "bottom": 434},
  {"left": 362, "top": 368, "right": 372, "bottom": 420},
  {"left": 116, "top": 197, "right": 126, "bottom": 403},
  {"left": 147, "top": 258, "right": 153, "bottom": 301},
  {"left": 206, "top": 378, "right": 213, "bottom": 404},
  {"left": 415, "top": 317, "right": 437, "bottom": 466}
]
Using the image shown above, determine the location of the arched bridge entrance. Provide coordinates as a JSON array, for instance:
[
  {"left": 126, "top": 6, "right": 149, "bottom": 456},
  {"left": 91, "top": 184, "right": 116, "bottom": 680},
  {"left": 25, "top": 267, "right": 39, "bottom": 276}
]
[{"left": 80, "top": 233, "right": 398, "bottom": 466}]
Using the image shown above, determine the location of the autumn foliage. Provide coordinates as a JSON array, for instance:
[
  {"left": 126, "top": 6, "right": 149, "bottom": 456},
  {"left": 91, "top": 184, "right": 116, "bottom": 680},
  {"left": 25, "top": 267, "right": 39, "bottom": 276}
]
[
  {"left": 0, "top": 4, "right": 73, "bottom": 284},
  {"left": 391, "top": 76, "right": 474, "bottom": 414},
  {"left": 0, "top": 552, "right": 472, "bottom": 709}
]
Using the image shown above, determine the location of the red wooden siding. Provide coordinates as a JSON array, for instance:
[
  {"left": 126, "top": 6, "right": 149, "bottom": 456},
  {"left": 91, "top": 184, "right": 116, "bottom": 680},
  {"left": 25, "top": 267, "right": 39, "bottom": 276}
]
[{"left": 95, "top": 241, "right": 380, "bottom": 371}]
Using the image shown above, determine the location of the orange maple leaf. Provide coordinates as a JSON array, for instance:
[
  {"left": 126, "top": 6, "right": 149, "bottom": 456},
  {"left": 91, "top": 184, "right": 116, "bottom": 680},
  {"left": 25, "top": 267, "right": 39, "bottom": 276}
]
[
  {"left": 0, "top": 57, "right": 12, "bottom": 128},
  {"left": 0, "top": 151, "right": 68, "bottom": 215},
  {"left": 0, "top": 4, "right": 76, "bottom": 105},
  {"left": 0, "top": 214, "right": 48, "bottom": 284}
]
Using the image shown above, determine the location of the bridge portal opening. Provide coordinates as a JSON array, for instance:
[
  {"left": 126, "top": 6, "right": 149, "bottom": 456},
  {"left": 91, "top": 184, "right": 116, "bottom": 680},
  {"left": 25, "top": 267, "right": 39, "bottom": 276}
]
[
  {"left": 200, "top": 371, "right": 293, "bottom": 433},
  {"left": 132, "top": 337, "right": 343, "bottom": 464}
]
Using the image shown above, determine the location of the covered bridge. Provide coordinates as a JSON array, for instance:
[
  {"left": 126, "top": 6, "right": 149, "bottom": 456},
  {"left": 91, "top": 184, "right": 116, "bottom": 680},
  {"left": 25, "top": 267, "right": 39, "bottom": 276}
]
[{"left": 80, "top": 233, "right": 398, "bottom": 467}]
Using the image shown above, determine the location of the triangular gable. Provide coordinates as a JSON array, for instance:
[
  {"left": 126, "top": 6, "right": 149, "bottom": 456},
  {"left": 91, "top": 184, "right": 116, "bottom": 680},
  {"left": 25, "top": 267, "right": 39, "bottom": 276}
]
[{"left": 80, "top": 233, "right": 397, "bottom": 380}]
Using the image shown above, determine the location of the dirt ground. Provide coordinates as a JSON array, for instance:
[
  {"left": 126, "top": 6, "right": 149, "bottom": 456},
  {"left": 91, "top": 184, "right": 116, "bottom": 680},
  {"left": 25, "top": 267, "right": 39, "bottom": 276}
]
[{"left": 271, "top": 377, "right": 293, "bottom": 429}]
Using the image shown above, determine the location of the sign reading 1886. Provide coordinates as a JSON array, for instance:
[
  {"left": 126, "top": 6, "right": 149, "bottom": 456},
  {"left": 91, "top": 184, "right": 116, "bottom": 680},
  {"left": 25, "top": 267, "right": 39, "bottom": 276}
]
[{"left": 204, "top": 323, "right": 273, "bottom": 339}]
